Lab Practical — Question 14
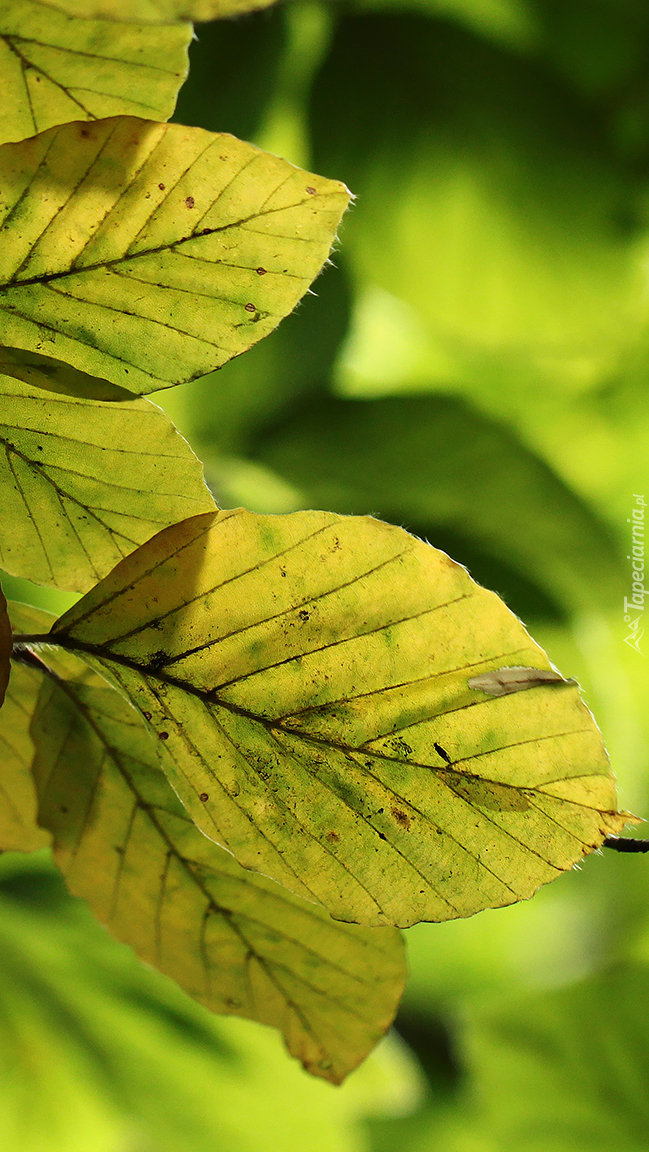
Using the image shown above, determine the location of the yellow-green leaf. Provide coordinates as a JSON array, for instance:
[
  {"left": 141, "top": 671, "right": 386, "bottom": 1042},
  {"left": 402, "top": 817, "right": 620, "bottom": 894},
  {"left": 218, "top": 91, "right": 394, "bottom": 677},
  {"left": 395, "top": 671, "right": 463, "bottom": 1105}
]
[
  {"left": 0, "top": 601, "right": 52, "bottom": 847},
  {"left": 0, "top": 582, "right": 10, "bottom": 708},
  {"left": 27, "top": 645, "right": 405, "bottom": 1083},
  {"left": 37, "top": 0, "right": 279, "bottom": 23},
  {"left": 0, "top": 1, "right": 191, "bottom": 146},
  {"left": 0, "top": 371, "right": 215, "bottom": 593},
  {"left": 45, "top": 509, "right": 632, "bottom": 928},
  {"left": 0, "top": 117, "right": 350, "bottom": 395}
]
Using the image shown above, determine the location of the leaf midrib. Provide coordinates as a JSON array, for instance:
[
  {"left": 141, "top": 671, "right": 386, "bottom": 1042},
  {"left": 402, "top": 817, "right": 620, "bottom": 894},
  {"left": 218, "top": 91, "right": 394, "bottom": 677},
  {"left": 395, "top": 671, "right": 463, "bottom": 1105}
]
[
  {"left": 14, "top": 631, "right": 599, "bottom": 805},
  {"left": 0, "top": 200, "right": 319, "bottom": 292}
]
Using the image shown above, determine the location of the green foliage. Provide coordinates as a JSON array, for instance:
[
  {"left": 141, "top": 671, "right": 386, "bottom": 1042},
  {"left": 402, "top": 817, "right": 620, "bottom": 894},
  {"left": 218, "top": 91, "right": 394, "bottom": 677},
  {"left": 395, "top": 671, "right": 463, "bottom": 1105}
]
[
  {"left": 455, "top": 962, "right": 649, "bottom": 1152},
  {"left": 0, "top": 0, "right": 646, "bottom": 1146},
  {"left": 0, "top": 852, "right": 413, "bottom": 1152}
]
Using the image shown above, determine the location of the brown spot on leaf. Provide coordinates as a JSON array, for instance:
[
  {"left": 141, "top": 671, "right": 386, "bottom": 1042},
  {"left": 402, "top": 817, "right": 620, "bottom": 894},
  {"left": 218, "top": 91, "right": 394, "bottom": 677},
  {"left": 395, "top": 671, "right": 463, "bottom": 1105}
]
[
  {"left": 185, "top": 195, "right": 195, "bottom": 208},
  {"left": 256, "top": 267, "right": 266, "bottom": 275},
  {"left": 159, "top": 731, "right": 169, "bottom": 741},
  {"left": 245, "top": 302, "right": 256, "bottom": 312},
  {"left": 142, "top": 711, "right": 152, "bottom": 721},
  {"left": 158, "top": 183, "right": 165, "bottom": 190},
  {"left": 199, "top": 792, "right": 209, "bottom": 802},
  {"left": 326, "top": 830, "right": 340, "bottom": 843},
  {"left": 391, "top": 806, "right": 412, "bottom": 830},
  {"left": 306, "top": 186, "right": 317, "bottom": 195}
]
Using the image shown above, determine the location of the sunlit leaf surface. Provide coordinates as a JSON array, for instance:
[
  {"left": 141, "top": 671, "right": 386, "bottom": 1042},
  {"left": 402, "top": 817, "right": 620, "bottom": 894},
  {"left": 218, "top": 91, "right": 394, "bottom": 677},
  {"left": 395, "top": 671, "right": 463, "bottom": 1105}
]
[
  {"left": 0, "top": 0, "right": 190, "bottom": 145},
  {"left": 0, "top": 371, "right": 215, "bottom": 593},
  {"left": 46, "top": 508, "right": 631, "bottom": 928},
  {"left": 0, "top": 117, "right": 350, "bottom": 394}
]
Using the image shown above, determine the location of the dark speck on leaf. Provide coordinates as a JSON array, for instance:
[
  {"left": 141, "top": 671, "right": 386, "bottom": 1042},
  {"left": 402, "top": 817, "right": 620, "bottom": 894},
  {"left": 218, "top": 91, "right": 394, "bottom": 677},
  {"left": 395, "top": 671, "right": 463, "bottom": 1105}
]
[
  {"left": 378, "top": 832, "right": 387, "bottom": 841},
  {"left": 199, "top": 792, "right": 209, "bottom": 802},
  {"left": 80, "top": 127, "right": 90, "bottom": 138},
  {"left": 159, "top": 731, "right": 169, "bottom": 741},
  {"left": 60, "top": 805, "right": 68, "bottom": 813},
  {"left": 142, "top": 711, "right": 152, "bottom": 721},
  {"left": 326, "top": 830, "right": 340, "bottom": 843},
  {"left": 298, "top": 609, "right": 310, "bottom": 622},
  {"left": 256, "top": 267, "right": 266, "bottom": 275},
  {"left": 306, "top": 186, "right": 317, "bottom": 195},
  {"left": 245, "top": 302, "right": 256, "bottom": 312},
  {"left": 185, "top": 195, "right": 195, "bottom": 208},
  {"left": 158, "top": 183, "right": 165, "bottom": 190},
  {"left": 392, "top": 806, "right": 412, "bottom": 830},
  {"left": 434, "top": 742, "right": 452, "bottom": 764}
]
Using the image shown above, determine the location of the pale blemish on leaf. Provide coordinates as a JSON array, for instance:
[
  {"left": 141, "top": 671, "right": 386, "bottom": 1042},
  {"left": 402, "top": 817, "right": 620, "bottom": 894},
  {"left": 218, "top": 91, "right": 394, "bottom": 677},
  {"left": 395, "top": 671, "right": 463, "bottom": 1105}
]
[{"left": 468, "top": 666, "right": 577, "bottom": 697}]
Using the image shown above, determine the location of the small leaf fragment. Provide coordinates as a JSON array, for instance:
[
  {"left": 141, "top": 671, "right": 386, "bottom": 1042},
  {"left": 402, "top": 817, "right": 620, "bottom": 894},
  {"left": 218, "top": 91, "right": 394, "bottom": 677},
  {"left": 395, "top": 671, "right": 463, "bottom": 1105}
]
[
  {"left": 0, "top": 602, "right": 53, "bottom": 847},
  {"left": 0, "top": 372, "right": 215, "bottom": 593},
  {"left": 28, "top": 647, "right": 405, "bottom": 1082},
  {"left": 0, "top": 582, "right": 10, "bottom": 708},
  {"left": 0, "top": 117, "right": 351, "bottom": 395},
  {"left": 50, "top": 509, "right": 633, "bottom": 928},
  {"left": 467, "top": 667, "right": 577, "bottom": 697},
  {"left": 0, "top": 0, "right": 191, "bottom": 145}
]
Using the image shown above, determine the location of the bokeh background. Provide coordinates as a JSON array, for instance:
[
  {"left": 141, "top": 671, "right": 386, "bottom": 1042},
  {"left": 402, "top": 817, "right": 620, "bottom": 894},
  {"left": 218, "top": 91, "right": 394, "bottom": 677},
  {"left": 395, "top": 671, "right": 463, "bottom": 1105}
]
[{"left": 4, "top": 0, "right": 649, "bottom": 1146}]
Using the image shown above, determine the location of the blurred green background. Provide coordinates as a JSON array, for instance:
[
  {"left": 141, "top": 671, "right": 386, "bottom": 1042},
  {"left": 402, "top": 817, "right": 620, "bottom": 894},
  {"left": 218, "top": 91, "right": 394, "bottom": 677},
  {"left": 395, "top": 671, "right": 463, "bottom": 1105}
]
[{"left": 5, "top": 0, "right": 649, "bottom": 1146}]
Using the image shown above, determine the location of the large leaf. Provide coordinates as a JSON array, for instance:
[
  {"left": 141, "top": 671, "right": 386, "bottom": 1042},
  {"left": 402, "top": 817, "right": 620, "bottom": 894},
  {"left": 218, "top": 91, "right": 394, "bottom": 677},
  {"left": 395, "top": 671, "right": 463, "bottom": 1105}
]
[
  {"left": 22, "top": 645, "right": 406, "bottom": 1083},
  {"left": 0, "top": 583, "right": 9, "bottom": 708},
  {"left": 0, "top": 1, "right": 191, "bottom": 146},
  {"left": 39, "top": 0, "right": 281, "bottom": 23},
  {"left": 0, "top": 601, "right": 53, "bottom": 846},
  {"left": 0, "top": 371, "right": 215, "bottom": 593},
  {"left": 251, "top": 394, "right": 623, "bottom": 615},
  {"left": 38, "top": 508, "right": 631, "bottom": 928},
  {"left": 0, "top": 117, "right": 350, "bottom": 394}
]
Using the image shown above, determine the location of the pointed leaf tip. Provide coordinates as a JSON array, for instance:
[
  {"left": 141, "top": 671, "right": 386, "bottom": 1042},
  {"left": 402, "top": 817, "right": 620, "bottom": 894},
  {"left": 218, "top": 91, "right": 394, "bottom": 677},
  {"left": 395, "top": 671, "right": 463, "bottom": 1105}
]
[{"left": 52, "top": 509, "right": 632, "bottom": 927}]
